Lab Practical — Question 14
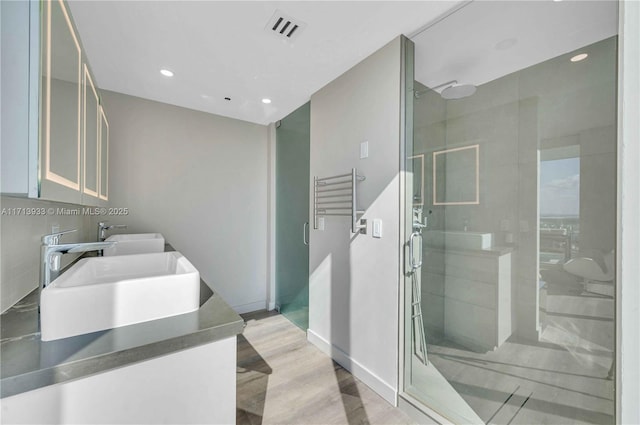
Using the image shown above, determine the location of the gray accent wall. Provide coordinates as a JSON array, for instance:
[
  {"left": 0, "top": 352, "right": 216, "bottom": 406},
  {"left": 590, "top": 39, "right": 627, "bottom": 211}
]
[{"left": 101, "top": 91, "right": 269, "bottom": 313}]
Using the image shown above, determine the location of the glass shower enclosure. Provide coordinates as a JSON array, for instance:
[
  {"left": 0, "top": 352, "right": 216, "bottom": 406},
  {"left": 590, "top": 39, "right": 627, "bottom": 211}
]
[{"left": 402, "top": 2, "right": 618, "bottom": 424}]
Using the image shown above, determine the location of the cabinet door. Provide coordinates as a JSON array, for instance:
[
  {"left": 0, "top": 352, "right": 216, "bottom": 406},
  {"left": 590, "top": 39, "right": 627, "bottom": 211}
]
[
  {"left": 99, "top": 106, "right": 109, "bottom": 201},
  {"left": 82, "top": 64, "right": 99, "bottom": 204},
  {"left": 40, "top": 0, "right": 82, "bottom": 203}
]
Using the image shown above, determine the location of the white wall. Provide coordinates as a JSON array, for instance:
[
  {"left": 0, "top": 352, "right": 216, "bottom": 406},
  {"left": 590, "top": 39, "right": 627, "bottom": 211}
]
[
  {"left": 101, "top": 91, "right": 269, "bottom": 313},
  {"left": 0, "top": 337, "right": 237, "bottom": 424},
  {"left": 308, "top": 37, "right": 402, "bottom": 404},
  {"left": 618, "top": 2, "right": 639, "bottom": 423}
]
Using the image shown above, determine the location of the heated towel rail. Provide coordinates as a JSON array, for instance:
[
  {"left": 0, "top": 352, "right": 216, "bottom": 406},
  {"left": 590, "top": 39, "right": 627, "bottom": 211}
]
[{"left": 314, "top": 168, "right": 366, "bottom": 234}]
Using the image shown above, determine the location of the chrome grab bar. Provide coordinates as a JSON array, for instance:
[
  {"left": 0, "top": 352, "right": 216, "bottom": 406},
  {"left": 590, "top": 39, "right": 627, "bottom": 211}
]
[
  {"left": 303, "top": 222, "right": 309, "bottom": 246},
  {"left": 409, "top": 231, "right": 423, "bottom": 270}
]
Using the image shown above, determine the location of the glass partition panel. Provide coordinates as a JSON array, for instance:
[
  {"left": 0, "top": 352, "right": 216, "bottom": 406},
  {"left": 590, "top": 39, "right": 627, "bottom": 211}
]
[{"left": 275, "top": 102, "right": 310, "bottom": 330}]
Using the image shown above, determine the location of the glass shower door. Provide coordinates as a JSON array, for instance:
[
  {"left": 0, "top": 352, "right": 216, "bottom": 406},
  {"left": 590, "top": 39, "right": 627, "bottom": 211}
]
[
  {"left": 402, "top": 43, "right": 483, "bottom": 422},
  {"left": 275, "top": 102, "right": 310, "bottom": 330},
  {"left": 402, "top": 2, "right": 617, "bottom": 424}
]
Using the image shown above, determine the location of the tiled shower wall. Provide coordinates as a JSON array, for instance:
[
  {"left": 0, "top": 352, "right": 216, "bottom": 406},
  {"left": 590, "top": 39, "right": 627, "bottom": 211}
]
[{"left": 0, "top": 195, "right": 98, "bottom": 312}]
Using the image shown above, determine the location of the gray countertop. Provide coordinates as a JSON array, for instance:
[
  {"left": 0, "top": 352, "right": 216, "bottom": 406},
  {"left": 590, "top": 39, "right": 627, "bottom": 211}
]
[{"left": 0, "top": 246, "right": 245, "bottom": 399}]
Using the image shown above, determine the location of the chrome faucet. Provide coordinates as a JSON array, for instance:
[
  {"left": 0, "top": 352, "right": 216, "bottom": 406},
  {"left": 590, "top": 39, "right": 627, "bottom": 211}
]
[
  {"left": 40, "top": 229, "right": 115, "bottom": 291},
  {"left": 98, "top": 222, "right": 127, "bottom": 241}
]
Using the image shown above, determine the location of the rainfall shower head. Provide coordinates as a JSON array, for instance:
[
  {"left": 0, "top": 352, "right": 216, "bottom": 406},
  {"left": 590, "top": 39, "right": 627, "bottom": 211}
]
[
  {"left": 441, "top": 83, "right": 477, "bottom": 100},
  {"left": 414, "top": 80, "right": 477, "bottom": 100}
]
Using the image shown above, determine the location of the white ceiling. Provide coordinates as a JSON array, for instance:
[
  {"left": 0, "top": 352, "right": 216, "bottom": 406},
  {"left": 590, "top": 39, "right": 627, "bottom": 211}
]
[
  {"left": 67, "top": 1, "right": 463, "bottom": 125},
  {"left": 67, "top": 1, "right": 618, "bottom": 125},
  {"left": 413, "top": 0, "right": 618, "bottom": 91}
]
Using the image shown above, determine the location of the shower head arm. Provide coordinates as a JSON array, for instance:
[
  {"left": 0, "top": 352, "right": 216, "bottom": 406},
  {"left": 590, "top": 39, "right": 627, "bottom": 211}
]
[
  {"left": 430, "top": 80, "right": 458, "bottom": 91},
  {"left": 414, "top": 80, "right": 458, "bottom": 98}
]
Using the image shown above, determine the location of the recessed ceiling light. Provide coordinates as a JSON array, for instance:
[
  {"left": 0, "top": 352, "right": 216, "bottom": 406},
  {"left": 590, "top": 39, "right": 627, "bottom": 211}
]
[
  {"left": 570, "top": 53, "right": 588, "bottom": 62},
  {"left": 160, "top": 69, "right": 174, "bottom": 77},
  {"left": 495, "top": 38, "right": 517, "bottom": 51},
  {"left": 553, "top": 0, "right": 563, "bottom": 2},
  {"left": 262, "top": 98, "right": 272, "bottom": 104}
]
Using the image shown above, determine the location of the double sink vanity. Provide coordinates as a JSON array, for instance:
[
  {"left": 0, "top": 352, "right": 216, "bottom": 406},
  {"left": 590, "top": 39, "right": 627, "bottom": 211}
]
[
  {"left": 40, "top": 232, "right": 201, "bottom": 341},
  {"left": 1, "top": 1, "right": 243, "bottom": 422},
  {"left": 1, "top": 230, "right": 244, "bottom": 424}
]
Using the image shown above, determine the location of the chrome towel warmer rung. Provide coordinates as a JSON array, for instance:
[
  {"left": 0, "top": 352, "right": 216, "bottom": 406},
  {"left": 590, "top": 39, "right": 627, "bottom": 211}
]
[{"left": 314, "top": 168, "right": 366, "bottom": 234}]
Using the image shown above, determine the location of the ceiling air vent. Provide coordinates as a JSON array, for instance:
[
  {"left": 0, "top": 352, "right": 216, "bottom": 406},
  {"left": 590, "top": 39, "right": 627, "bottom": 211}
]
[{"left": 265, "top": 10, "right": 306, "bottom": 42}]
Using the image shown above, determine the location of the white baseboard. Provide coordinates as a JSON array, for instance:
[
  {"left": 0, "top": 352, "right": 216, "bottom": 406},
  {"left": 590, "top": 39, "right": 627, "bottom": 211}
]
[
  {"left": 232, "top": 300, "right": 267, "bottom": 314},
  {"left": 267, "top": 301, "right": 276, "bottom": 311},
  {"left": 307, "top": 329, "right": 397, "bottom": 404}
]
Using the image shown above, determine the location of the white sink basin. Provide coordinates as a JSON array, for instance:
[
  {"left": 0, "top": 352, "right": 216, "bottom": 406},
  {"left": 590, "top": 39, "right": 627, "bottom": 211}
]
[
  {"left": 40, "top": 251, "right": 200, "bottom": 341},
  {"left": 103, "top": 233, "right": 165, "bottom": 256},
  {"left": 426, "top": 230, "right": 493, "bottom": 250}
]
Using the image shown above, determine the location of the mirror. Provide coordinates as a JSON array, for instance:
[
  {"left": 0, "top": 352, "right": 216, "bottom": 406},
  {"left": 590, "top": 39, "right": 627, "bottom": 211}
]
[
  {"left": 433, "top": 144, "right": 479, "bottom": 205},
  {"left": 83, "top": 65, "right": 99, "bottom": 198},
  {"left": 409, "top": 154, "right": 424, "bottom": 206},
  {"left": 43, "top": 0, "right": 81, "bottom": 193},
  {"left": 99, "top": 107, "right": 109, "bottom": 201},
  {"left": 40, "top": 0, "right": 109, "bottom": 206}
]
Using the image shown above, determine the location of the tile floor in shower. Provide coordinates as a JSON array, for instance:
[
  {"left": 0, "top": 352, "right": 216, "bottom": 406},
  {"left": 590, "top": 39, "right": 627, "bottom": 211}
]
[{"left": 427, "top": 270, "right": 615, "bottom": 425}]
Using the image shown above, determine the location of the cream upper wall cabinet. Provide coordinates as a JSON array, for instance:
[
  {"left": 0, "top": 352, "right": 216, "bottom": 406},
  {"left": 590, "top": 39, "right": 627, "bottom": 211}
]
[
  {"left": 1, "top": 0, "right": 111, "bottom": 206},
  {"left": 0, "top": 1, "right": 39, "bottom": 196}
]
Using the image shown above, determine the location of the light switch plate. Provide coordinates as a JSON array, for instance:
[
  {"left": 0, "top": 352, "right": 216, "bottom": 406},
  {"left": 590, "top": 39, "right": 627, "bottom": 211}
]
[
  {"left": 372, "top": 219, "right": 382, "bottom": 238},
  {"left": 318, "top": 217, "right": 325, "bottom": 231},
  {"left": 360, "top": 141, "right": 369, "bottom": 159}
]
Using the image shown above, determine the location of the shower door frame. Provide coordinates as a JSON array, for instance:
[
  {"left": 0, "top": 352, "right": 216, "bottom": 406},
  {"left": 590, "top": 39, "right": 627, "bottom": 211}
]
[
  {"left": 397, "top": 35, "right": 458, "bottom": 425},
  {"left": 396, "top": 33, "right": 412, "bottom": 409}
]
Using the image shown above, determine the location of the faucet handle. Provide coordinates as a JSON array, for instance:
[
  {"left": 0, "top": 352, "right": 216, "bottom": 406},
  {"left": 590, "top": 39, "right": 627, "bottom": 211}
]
[{"left": 42, "top": 229, "right": 77, "bottom": 245}]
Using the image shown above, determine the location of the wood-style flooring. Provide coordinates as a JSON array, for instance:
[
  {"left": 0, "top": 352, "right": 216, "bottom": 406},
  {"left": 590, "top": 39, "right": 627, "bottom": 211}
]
[{"left": 236, "top": 311, "right": 415, "bottom": 425}]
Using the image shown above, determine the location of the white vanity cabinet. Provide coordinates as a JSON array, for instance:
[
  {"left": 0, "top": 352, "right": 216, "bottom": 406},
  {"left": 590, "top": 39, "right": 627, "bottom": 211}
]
[
  {"left": 0, "top": 0, "right": 109, "bottom": 206},
  {"left": 1, "top": 337, "right": 238, "bottom": 424}
]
